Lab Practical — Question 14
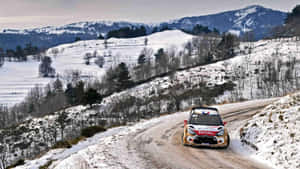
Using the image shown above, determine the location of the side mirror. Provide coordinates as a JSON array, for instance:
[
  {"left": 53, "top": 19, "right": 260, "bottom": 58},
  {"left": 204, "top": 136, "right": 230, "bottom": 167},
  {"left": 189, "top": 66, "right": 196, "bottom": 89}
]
[
  {"left": 223, "top": 121, "right": 227, "bottom": 126},
  {"left": 184, "top": 120, "right": 188, "bottom": 126}
]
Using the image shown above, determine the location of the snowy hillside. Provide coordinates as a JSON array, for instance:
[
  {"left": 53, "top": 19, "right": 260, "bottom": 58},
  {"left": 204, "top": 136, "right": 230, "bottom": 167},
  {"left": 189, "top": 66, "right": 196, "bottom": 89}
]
[
  {"left": 214, "top": 36, "right": 300, "bottom": 100},
  {"left": 48, "top": 30, "right": 193, "bottom": 77},
  {"left": 240, "top": 93, "right": 300, "bottom": 169},
  {"left": 0, "top": 30, "right": 193, "bottom": 106}
]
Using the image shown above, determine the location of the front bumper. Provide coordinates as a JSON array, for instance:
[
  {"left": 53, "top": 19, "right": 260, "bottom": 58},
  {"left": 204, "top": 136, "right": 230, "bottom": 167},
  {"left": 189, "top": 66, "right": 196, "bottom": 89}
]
[{"left": 184, "top": 134, "right": 228, "bottom": 147}]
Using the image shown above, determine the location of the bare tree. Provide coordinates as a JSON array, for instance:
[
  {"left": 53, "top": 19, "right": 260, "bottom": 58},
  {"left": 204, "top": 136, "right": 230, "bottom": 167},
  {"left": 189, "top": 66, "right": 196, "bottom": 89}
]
[
  {"left": 84, "top": 53, "right": 92, "bottom": 65},
  {"left": 51, "top": 48, "right": 59, "bottom": 58},
  {"left": 0, "top": 144, "right": 8, "bottom": 169},
  {"left": 63, "top": 69, "right": 82, "bottom": 85},
  {"left": 56, "top": 110, "right": 70, "bottom": 141},
  {"left": 144, "top": 37, "right": 148, "bottom": 46},
  {"left": 104, "top": 39, "right": 108, "bottom": 49},
  {"left": 95, "top": 56, "right": 105, "bottom": 68}
]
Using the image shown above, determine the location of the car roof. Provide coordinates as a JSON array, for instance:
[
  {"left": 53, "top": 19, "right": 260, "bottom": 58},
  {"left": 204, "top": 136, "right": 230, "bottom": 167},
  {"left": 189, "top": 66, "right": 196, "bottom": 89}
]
[{"left": 190, "top": 107, "right": 220, "bottom": 116}]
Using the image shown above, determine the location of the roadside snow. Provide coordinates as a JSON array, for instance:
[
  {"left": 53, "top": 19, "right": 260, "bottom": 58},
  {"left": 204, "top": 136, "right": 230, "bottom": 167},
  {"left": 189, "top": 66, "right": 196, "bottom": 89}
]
[
  {"left": 240, "top": 93, "right": 300, "bottom": 169},
  {"left": 14, "top": 126, "right": 126, "bottom": 169}
]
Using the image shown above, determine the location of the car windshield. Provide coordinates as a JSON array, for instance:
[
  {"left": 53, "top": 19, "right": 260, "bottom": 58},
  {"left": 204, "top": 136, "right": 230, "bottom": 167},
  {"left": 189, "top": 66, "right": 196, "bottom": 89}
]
[{"left": 189, "top": 113, "right": 223, "bottom": 126}]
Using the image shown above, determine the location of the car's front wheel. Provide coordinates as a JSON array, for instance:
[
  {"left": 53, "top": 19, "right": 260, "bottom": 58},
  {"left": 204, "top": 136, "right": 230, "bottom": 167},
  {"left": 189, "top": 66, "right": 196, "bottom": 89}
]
[
  {"left": 224, "top": 134, "right": 230, "bottom": 149},
  {"left": 181, "top": 133, "right": 188, "bottom": 146}
]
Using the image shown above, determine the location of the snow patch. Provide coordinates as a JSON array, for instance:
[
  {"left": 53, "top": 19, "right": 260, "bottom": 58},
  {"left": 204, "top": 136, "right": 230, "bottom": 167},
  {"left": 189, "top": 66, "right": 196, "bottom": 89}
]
[{"left": 240, "top": 93, "right": 300, "bottom": 169}]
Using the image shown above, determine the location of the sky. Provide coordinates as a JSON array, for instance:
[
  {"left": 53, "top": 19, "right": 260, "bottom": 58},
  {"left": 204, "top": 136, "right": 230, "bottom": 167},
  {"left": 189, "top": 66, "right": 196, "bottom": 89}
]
[{"left": 0, "top": 0, "right": 299, "bottom": 29}]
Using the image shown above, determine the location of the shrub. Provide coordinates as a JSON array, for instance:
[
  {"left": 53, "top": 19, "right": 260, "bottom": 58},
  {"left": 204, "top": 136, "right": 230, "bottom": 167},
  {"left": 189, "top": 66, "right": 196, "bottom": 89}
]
[
  {"left": 39, "top": 160, "right": 53, "bottom": 169},
  {"left": 81, "top": 125, "right": 106, "bottom": 138},
  {"left": 278, "top": 114, "right": 284, "bottom": 121},
  {"left": 6, "top": 159, "right": 25, "bottom": 168},
  {"left": 68, "top": 136, "right": 86, "bottom": 145},
  {"left": 52, "top": 140, "right": 72, "bottom": 149}
]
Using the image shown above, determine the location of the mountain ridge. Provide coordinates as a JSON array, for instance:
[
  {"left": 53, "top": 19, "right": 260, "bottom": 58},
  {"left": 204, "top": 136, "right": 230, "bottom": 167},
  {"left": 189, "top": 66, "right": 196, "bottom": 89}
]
[{"left": 0, "top": 5, "right": 287, "bottom": 50}]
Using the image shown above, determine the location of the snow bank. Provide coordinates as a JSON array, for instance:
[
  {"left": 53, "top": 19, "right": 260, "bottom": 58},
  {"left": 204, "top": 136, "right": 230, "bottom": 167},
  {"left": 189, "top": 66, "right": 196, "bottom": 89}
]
[{"left": 240, "top": 93, "right": 300, "bottom": 169}]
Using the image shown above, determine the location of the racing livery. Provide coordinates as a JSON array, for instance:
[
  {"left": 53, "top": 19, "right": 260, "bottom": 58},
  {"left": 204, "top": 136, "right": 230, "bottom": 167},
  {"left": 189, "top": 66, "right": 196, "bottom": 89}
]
[{"left": 182, "top": 107, "right": 230, "bottom": 148}]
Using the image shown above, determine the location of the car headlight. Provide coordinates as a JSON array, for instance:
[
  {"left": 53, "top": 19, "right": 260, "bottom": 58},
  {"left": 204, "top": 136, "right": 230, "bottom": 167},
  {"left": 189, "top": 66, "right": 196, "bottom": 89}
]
[
  {"left": 188, "top": 127, "right": 196, "bottom": 135},
  {"left": 216, "top": 129, "right": 224, "bottom": 136}
]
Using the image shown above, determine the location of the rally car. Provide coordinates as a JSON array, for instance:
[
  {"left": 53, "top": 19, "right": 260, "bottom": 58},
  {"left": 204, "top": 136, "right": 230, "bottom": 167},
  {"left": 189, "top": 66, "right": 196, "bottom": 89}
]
[{"left": 182, "top": 107, "right": 230, "bottom": 148}]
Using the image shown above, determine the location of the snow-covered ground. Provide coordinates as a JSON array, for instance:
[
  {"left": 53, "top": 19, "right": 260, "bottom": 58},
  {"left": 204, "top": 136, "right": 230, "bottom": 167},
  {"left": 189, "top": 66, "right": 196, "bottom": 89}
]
[
  {"left": 240, "top": 93, "right": 300, "bottom": 169},
  {"left": 0, "top": 30, "right": 193, "bottom": 106}
]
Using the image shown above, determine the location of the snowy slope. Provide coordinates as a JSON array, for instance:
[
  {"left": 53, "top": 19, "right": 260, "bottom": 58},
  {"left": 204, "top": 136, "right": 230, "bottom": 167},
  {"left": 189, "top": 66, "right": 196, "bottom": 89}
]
[
  {"left": 48, "top": 30, "right": 193, "bottom": 77},
  {"left": 240, "top": 93, "right": 300, "bottom": 169},
  {"left": 0, "top": 30, "right": 193, "bottom": 106}
]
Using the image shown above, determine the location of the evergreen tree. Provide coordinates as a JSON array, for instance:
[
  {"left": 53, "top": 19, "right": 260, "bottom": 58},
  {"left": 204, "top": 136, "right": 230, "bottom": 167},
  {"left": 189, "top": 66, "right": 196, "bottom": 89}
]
[
  {"left": 0, "top": 48, "right": 4, "bottom": 68},
  {"left": 6, "top": 49, "right": 15, "bottom": 61},
  {"left": 65, "top": 83, "right": 76, "bottom": 105},
  {"left": 192, "top": 24, "right": 211, "bottom": 35},
  {"left": 154, "top": 48, "right": 165, "bottom": 63},
  {"left": 83, "top": 88, "right": 102, "bottom": 107},
  {"left": 16, "top": 45, "right": 26, "bottom": 61},
  {"left": 39, "top": 56, "right": 55, "bottom": 77},
  {"left": 106, "top": 26, "right": 147, "bottom": 38},
  {"left": 53, "top": 78, "right": 63, "bottom": 93},
  {"left": 116, "top": 62, "right": 134, "bottom": 91},
  {"left": 75, "top": 81, "right": 85, "bottom": 104},
  {"left": 137, "top": 53, "right": 146, "bottom": 65},
  {"left": 98, "top": 34, "right": 105, "bottom": 39},
  {"left": 286, "top": 5, "right": 300, "bottom": 24},
  {"left": 75, "top": 37, "right": 81, "bottom": 42},
  {"left": 217, "top": 33, "right": 239, "bottom": 59},
  {"left": 24, "top": 43, "right": 39, "bottom": 56}
]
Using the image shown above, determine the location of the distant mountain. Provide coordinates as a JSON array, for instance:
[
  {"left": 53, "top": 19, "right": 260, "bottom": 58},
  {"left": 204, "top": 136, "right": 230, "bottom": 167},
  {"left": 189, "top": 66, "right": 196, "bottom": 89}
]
[
  {"left": 0, "top": 5, "right": 287, "bottom": 50},
  {"left": 0, "top": 21, "right": 151, "bottom": 50},
  {"left": 162, "top": 5, "right": 287, "bottom": 39}
]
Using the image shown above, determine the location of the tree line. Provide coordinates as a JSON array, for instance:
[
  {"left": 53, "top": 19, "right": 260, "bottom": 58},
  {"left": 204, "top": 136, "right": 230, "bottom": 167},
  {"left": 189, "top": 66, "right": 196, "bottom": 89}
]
[
  {"left": 106, "top": 26, "right": 147, "bottom": 39},
  {"left": 271, "top": 5, "right": 300, "bottom": 38},
  {"left": 0, "top": 43, "right": 40, "bottom": 64}
]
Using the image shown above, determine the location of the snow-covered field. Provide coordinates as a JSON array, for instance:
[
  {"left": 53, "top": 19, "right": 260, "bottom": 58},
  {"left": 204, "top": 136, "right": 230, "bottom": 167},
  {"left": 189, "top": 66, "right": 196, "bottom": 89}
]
[
  {"left": 240, "top": 93, "right": 300, "bottom": 169},
  {"left": 0, "top": 30, "right": 193, "bottom": 106},
  {"left": 0, "top": 60, "right": 50, "bottom": 107}
]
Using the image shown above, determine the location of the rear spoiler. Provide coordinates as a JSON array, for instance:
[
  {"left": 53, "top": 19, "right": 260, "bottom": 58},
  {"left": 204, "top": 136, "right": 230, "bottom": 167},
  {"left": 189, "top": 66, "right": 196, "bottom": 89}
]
[{"left": 191, "top": 106, "right": 218, "bottom": 112}]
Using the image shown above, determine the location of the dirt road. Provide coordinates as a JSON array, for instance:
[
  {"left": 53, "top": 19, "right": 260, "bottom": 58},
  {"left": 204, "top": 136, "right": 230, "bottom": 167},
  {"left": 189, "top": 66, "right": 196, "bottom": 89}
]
[
  {"left": 48, "top": 99, "right": 278, "bottom": 169},
  {"left": 126, "top": 99, "right": 278, "bottom": 169}
]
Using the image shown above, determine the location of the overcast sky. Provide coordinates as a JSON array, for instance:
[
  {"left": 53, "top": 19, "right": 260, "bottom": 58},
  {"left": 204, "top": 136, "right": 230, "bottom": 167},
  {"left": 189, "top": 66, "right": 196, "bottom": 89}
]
[{"left": 0, "top": 0, "right": 299, "bottom": 29}]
